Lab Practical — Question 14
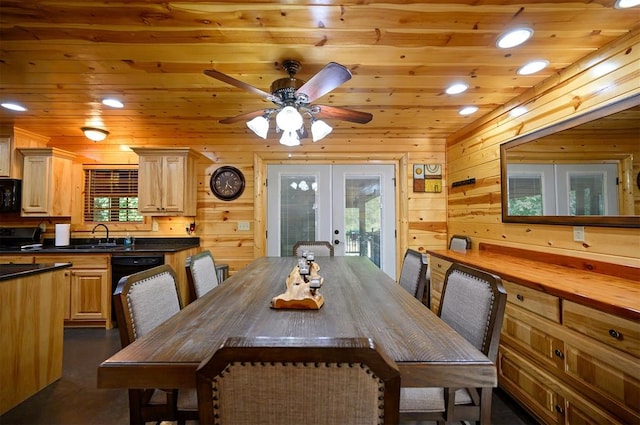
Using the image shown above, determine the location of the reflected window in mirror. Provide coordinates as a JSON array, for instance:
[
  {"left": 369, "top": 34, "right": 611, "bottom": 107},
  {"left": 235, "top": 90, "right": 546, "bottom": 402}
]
[{"left": 500, "top": 95, "right": 640, "bottom": 228}]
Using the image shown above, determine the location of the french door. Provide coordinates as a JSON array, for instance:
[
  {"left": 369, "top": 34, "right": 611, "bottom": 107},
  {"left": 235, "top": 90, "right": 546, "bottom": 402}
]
[{"left": 266, "top": 164, "right": 397, "bottom": 278}]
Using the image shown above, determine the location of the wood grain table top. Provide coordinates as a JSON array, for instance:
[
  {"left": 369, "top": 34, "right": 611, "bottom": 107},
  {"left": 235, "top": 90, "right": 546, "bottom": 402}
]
[{"left": 98, "top": 256, "right": 496, "bottom": 390}]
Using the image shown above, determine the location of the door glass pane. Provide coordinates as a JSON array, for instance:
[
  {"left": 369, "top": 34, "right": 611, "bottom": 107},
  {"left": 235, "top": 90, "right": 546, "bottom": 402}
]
[
  {"left": 344, "top": 176, "right": 381, "bottom": 267},
  {"left": 279, "top": 175, "right": 318, "bottom": 256},
  {"left": 569, "top": 174, "right": 605, "bottom": 215}
]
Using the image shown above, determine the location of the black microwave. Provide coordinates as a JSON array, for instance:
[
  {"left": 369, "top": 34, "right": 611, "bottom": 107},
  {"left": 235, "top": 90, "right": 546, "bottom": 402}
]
[{"left": 0, "top": 179, "right": 21, "bottom": 213}]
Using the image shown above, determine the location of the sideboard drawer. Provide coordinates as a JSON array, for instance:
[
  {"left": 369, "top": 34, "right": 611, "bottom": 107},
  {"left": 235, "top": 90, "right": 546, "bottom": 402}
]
[
  {"left": 503, "top": 280, "right": 561, "bottom": 323},
  {"left": 563, "top": 300, "right": 639, "bottom": 358}
]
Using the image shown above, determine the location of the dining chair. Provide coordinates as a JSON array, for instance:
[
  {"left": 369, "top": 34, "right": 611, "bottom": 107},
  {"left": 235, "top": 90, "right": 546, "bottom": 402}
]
[
  {"left": 113, "top": 264, "right": 198, "bottom": 425},
  {"left": 185, "top": 249, "right": 227, "bottom": 303},
  {"left": 292, "top": 240, "right": 335, "bottom": 256},
  {"left": 398, "top": 248, "right": 429, "bottom": 306},
  {"left": 399, "top": 263, "right": 507, "bottom": 425},
  {"left": 196, "top": 336, "right": 401, "bottom": 425},
  {"left": 448, "top": 234, "right": 472, "bottom": 252}
]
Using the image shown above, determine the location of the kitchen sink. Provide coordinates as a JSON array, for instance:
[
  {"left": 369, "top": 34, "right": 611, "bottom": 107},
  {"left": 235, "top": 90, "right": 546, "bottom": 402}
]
[{"left": 68, "top": 243, "right": 124, "bottom": 250}]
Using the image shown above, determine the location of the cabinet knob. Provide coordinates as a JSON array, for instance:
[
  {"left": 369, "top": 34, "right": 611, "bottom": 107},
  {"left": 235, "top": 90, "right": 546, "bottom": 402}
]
[
  {"left": 608, "top": 329, "right": 622, "bottom": 340},
  {"left": 554, "top": 349, "right": 564, "bottom": 359},
  {"left": 516, "top": 294, "right": 524, "bottom": 301},
  {"left": 555, "top": 405, "right": 564, "bottom": 414}
]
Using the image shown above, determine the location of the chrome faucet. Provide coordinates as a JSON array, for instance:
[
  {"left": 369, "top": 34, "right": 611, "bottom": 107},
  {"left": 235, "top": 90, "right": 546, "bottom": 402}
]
[{"left": 91, "top": 224, "right": 110, "bottom": 244}]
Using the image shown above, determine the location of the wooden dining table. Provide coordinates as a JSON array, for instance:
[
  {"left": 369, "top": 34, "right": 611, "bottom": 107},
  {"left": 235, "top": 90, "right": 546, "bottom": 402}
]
[{"left": 97, "top": 256, "right": 496, "bottom": 390}]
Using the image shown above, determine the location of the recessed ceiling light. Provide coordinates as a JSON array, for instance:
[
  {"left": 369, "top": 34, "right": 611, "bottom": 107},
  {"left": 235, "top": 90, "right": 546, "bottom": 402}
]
[
  {"left": 1, "top": 102, "right": 27, "bottom": 112},
  {"left": 615, "top": 0, "right": 640, "bottom": 8},
  {"left": 517, "top": 60, "right": 549, "bottom": 75},
  {"left": 459, "top": 106, "right": 479, "bottom": 116},
  {"left": 497, "top": 28, "right": 534, "bottom": 49},
  {"left": 445, "top": 83, "right": 469, "bottom": 95},
  {"left": 102, "top": 98, "right": 124, "bottom": 108}
]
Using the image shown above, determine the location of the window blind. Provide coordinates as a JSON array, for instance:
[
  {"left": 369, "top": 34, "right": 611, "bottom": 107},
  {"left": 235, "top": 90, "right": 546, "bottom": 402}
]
[{"left": 84, "top": 168, "right": 143, "bottom": 222}]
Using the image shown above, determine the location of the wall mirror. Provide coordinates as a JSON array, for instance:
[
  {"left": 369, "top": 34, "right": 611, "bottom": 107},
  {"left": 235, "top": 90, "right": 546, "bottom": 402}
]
[{"left": 500, "top": 95, "right": 640, "bottom": 228}]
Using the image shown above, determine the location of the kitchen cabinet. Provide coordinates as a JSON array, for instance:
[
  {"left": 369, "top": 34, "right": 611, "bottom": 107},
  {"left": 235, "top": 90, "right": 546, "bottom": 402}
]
[
  {"left": 34, "top": 254, "right": 111, "bottom": 329},
  {"left": 132, "top": 147, "right": 206, "bottom": 216},
  {"left": 19, "top": 148, "right": 75, "bottom": 217},
  {"left": 0, "top": 136, "right": 10, "bottom": 177},
  {"left": 427, "top": 244, "right": 639, "bottom": 425}
]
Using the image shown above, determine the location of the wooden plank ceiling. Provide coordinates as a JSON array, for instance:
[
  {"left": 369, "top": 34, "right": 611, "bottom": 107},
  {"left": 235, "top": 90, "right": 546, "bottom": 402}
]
[{"left": 0, "top": 1, "right": 639, "bottom": 146}]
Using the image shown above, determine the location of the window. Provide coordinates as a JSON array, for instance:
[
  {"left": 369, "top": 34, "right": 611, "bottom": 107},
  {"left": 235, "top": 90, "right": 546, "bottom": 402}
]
[
  {"left": 84, "top": 167, "right": 143, "bottom": 223},
  {"left": 508, "top": 175, "right": 543, "bottom": 216}
]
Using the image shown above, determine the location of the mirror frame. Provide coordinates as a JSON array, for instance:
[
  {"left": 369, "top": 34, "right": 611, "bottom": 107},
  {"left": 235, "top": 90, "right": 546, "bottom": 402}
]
[{"left": 500, "top": 94, "right": 640, "bottom": 228}]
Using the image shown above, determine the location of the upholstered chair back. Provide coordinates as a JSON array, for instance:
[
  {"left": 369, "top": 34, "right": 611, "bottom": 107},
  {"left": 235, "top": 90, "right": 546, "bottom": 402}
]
[
  {"left": 292, "top": 240, "right": 335, "bottom": 257},
  {"left": 196, "top": 336, "right": 401, "bottom": 425},
  {"left": 448, "top": 235, "right": 472, "bottom": 252},
  {"left": 398, "top": 249, "right": 428, "bottom": 302},
  {"left": 186, "top": 250, "right": 219, "bottom": 302}
]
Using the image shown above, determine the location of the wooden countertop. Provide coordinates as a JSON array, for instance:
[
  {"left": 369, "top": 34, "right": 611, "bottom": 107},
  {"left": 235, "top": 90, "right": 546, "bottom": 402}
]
[{"left": 427, "top": 244, "right": 640, "bottom": 321}]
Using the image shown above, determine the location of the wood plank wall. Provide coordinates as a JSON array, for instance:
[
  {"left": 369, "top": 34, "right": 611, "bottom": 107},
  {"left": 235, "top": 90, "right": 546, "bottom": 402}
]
[
  {"left": 446, "top": 29, "right": 640, "bottom": 268},
  {"left": 2, "top": 129, "right": 446, "bottom": 276},
  {"left": 3, "top": 30, "right": 638, "bottom": 273}
]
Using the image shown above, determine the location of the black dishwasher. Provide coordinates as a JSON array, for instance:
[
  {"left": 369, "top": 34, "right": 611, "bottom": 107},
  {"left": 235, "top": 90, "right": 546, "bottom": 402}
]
[{"left": 110, "top": 255, "right": 165, "bottom": 323}]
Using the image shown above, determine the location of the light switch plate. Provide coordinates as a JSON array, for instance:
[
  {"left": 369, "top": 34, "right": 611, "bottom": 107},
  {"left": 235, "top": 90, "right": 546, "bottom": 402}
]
[
  {"left": 238, "top": 221, "right": 250, "bottom": 231},
  {"left": 573, "top": 226, "right": 585, "bottom": 242}
]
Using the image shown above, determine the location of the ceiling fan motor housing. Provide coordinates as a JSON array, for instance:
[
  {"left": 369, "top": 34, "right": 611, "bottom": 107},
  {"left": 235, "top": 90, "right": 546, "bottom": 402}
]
[{"left": 270, "top": 77, "right": 305, "bottom": 105}]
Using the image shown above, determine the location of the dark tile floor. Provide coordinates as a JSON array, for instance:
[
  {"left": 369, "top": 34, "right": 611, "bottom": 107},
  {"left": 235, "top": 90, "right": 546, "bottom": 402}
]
[{"left": 1, "top": 328, "right": 539, "bottom": 425}]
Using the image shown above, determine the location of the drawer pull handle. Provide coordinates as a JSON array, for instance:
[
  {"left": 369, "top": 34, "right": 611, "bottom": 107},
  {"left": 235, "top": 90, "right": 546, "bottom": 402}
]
[
  {"left": 554, "top": 349, "right": 564, "bottom": 359},
  {"left": 609, "top": 329, "right": 622, "bottom": 340},
  {"left": 516, "top": 294, "right": 524, "bottom": 301},
  {"left": 555, "top": 405, "right": 564, "bottom": 414}
]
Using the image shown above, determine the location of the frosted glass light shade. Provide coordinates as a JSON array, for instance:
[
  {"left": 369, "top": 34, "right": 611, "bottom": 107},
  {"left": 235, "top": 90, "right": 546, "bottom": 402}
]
[
  {"left": 311, "top": 119, "right": 332, "bottom": 142},
  {"left": 82, "top": 127, "right": 109, "bottom": 142},
  {"left": 246, "top": 116, "right": 269, "bottom": 139},
  {"left": 276, "top": 106, "right": 303, "bottom": 131},
  {"left": 279, "top": 130, "right": 300, "bottom": 146}
]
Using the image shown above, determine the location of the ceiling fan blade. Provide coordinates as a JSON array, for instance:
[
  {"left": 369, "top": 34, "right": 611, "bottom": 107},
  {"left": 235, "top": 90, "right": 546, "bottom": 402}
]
[
  {"left": 204, "top": 69, "right": 277, "bottom": 102},
  {"left": 315, "top": 105, "right": 373, "bottom": 124},
  {"left": 219, "top": 110, "right": 267, "bottom": 124},
  {"left": 295, "top": 62, "right": 352, "bottom": 103}
]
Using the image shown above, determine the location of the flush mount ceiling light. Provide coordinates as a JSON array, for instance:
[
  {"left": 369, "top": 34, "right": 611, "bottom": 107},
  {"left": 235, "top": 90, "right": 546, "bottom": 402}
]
[
  {"left": 615, "top": 0, "right": 640, "bottom": 8},
  {"left": 102, "top": 98, "right": 124, "bottom": 108},
  {"left": 518, "top": 60, "right": 549, "bottom": 75},
  {"left": 497, "top": 27, "right": 534, "bottom": 48},
  {"left": 82, "top": 127, "right": 109, "bottom": 142},
  {"left": 445, "top": 83, "right": 469, "bottom": 95},
  {"left": 1, "top": 102, "right": 27, "bottom": 112}
]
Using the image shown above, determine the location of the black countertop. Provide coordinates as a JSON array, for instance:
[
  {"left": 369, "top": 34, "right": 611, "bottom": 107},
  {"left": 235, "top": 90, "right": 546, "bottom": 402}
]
[
  {"left": 0, "top": 237, "right": 200, "bottom": 255},
  {"left": 0, "top": 262, "right": 72, "bottom": 282}
]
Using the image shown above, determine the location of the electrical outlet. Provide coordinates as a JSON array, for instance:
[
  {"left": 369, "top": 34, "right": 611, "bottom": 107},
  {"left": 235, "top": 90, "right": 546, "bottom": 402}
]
[
  {"left": 238, "top": 221, "right": 250, "bottom": 231},
  {"left": 573, "top": 226, "right": 585, "bottom": 242},
  {"left": 152, "top": 219, "right": 159, "bottom": 232}
]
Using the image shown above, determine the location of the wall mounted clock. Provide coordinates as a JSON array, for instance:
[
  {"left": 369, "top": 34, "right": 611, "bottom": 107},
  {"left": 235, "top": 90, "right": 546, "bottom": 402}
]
[{"left": 210, "top": 166, "right": 245, "bottom": 201}]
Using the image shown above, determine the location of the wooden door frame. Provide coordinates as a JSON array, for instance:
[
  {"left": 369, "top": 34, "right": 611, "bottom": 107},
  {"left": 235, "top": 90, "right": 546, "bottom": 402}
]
[{"left": 253, "top": 152, "right": 409, "bottom": 276}]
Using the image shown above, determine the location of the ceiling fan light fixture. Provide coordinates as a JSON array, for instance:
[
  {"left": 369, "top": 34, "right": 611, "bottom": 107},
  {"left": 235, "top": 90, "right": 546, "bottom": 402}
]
[
  {"left": 82, "top": 127, "right": 109, "bottom": 142},
  {"left": 279, "top": 130, "right": 301, "bottom": 146},
  {"left": 246, "top": 115, "right": 270, "bottom": 139},
  {"left": 276, "top": 106, "right": 304, "bottom": 131},
  {"left": 311, "top": 119, "right": 332, "bottom": 142},
  {"left": 497, "top": 27, "right": 534, "bottom": 49}
]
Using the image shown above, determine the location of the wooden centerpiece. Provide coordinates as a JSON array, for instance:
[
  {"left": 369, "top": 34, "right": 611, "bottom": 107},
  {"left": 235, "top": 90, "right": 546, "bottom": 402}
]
[{"left": 271, "top": 257, "right": 324, "bottom": 310}]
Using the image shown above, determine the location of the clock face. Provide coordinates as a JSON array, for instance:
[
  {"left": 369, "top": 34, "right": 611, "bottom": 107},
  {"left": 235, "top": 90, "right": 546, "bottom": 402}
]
[{"left": 210, "top": 166, "right": 245, "bottom": 201}]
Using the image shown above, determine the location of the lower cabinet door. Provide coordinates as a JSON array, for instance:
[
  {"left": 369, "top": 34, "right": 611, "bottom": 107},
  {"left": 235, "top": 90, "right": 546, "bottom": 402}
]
[{"left": 69, "top": 269, "right": 109, "bottom": 321}]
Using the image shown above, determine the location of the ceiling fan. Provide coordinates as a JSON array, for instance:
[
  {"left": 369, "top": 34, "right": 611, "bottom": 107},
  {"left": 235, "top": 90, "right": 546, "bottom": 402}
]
[{"left": 203, "top": 60, "right": 373, "bottom": 145}]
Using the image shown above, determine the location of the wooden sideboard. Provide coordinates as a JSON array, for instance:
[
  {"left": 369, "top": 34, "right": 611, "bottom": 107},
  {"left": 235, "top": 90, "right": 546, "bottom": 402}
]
[{"left": 427, "top": 243, "right": 639, "bottom": 425}]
